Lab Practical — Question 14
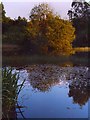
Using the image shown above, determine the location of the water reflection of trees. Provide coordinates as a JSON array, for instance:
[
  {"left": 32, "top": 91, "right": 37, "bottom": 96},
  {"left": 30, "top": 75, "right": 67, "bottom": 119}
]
[
  {"left": 28, "top": 65, "right": 61, "bottom": 92},
  {"left": 68, "top": 67, "right": 90, "bottom": 106},
  {"left": 69, "top": 84, "right": 89, "bottom": 106},
  {"left": 27, "top": 65, "right": 90, "bottom": 106}
]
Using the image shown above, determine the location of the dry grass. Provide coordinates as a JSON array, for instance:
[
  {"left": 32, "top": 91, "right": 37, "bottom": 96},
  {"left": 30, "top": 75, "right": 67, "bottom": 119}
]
[{"left": 74, "top": 47, "right": 90, "bottom": 52}]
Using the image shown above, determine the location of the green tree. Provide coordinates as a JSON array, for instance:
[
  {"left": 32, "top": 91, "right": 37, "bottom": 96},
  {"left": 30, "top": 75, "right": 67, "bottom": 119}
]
[
  {"left": 28, "top": 3, "right": 75, "bottom": 55},
  {"left": 0, "top": 3, "right": 2, "bottom": 22},
  {"left": 68, "top": 0, "right": 90, "bottom": 47},
  {"left": 68, "top": 0, "right": 90, "bottom": 20},
  {"left": 0, "top": 2, "right": 6, "bottom": 20},
  {"left": 1, "top": 3, "right": 28, "bottom": 47}
]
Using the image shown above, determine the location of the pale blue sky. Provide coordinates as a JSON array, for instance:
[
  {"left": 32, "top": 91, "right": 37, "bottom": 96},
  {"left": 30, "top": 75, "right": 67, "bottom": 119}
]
[{"left": 2, "top": 0, "right": 90, "bottom": 20}]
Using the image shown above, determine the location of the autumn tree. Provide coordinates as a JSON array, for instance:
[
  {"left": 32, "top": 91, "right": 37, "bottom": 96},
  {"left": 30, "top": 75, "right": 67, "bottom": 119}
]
[{"left": 28, "top": 3, "right": 75, "bottom": 55}]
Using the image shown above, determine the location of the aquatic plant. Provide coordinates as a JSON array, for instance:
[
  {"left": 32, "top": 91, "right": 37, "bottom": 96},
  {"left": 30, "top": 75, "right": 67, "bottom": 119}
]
[{"left": 2, "top": 67, "right": 25, "bottom": 119}]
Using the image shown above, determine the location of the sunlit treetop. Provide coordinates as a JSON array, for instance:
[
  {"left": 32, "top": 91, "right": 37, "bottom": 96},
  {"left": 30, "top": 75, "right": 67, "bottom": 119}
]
[{"left": 29, "top": 3, "right": 56, "bottom": 21}]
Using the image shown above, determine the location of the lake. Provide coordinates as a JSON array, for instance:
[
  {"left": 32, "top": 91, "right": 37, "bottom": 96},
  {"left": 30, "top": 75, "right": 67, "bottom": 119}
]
[{"left": 2, "top": 52, "right": 90, "bottom": 119}]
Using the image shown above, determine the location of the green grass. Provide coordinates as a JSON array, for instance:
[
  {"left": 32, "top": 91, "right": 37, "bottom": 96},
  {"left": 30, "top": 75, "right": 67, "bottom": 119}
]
[{"left": 2, "top": 67, "right": 25, "bottom": 119}]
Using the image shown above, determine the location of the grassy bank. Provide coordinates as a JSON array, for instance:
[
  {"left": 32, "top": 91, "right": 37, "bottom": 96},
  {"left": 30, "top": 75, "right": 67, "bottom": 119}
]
[
  {"left": 2, "top": 44, "right": 21, "bottom": 55},
  {"left": 2, "top": 44, "right": 90, "bottom": 55},
  {"left": 73, "top": 47, "right": 90, "bottom": 52},
  {"left": 2, "top": 44, "right": 89, "bottom": 67}
]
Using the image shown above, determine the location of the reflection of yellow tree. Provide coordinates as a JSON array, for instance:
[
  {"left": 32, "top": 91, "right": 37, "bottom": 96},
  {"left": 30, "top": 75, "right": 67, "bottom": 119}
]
[
  {"left": 27, "top": 64, "right": 90, "bottom": 106},
  {"left": 30, "top": 78, "right": 59, "bottom": 92},
  {"left": 28, "top": 65, "right": 79, "bottom": 92},
  {"left": 29, "top": 65, "right": 60, "bottom": 92},
  {"left": 61, "top": 62, "right": 73, "bottom": 67}
]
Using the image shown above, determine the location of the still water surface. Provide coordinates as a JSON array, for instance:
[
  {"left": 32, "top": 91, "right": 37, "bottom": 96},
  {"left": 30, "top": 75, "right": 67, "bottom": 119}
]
[
  {"left": 3, "top": 53, "right": 90, "bottom": 119},
  {"left": 13, "top": 64, "right": 89, "bottom": 118}
]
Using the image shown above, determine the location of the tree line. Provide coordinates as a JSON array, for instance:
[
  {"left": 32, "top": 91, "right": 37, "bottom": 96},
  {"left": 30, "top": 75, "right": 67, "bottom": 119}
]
[
  {"left": 68, "top": 0, "right": 90, "bottom": 47},
  {"left": 1, "top": 1, "right": 90, "bottom": 55}
]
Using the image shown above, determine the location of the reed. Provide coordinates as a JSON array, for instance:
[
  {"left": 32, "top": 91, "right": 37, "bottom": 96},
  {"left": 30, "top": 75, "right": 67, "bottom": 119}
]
[{"left": 2, "top": 67, "right": 25, "bottom": 119}]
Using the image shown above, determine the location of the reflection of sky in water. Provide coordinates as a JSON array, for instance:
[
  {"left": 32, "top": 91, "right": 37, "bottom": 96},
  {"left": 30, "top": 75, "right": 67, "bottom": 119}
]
[{"left": 16, "top": 65, "right": 89, "bottom": 118}]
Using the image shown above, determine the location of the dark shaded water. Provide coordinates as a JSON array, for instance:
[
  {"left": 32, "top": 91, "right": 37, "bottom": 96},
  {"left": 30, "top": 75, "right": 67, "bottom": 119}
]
[
  {"left": 2, "top": 51, "right": 90, "bottom": 67},
  {"left": 2, "top": 52, "right": 90, "bottom": 119}
]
